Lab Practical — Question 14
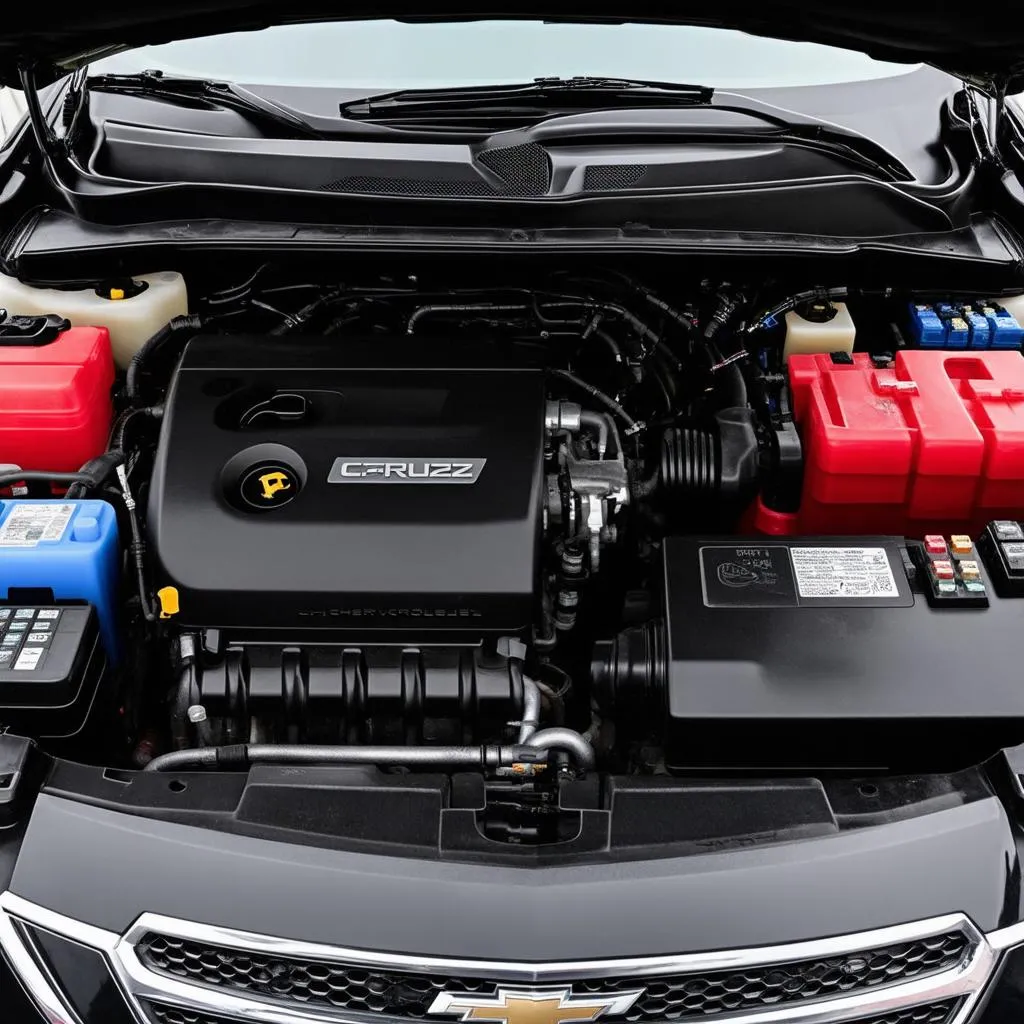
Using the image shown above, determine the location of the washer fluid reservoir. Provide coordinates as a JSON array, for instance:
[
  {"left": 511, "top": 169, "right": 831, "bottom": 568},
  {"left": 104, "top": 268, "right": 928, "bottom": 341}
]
[
  {"left": 784, "top": 300, "right": 856, "bottom": 362},
  {"left": 0, "top": 272, "right": 188, "bottom": 368}
]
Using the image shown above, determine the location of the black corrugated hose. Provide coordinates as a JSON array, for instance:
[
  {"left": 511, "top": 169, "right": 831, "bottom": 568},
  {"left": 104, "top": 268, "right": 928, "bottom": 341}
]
[{"left": 124, "top": 314, "right": 205, "bottom": 403}]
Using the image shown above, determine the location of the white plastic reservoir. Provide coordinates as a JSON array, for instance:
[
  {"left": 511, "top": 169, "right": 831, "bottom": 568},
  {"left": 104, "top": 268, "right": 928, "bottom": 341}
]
[
  {"left": 995, "top": 294, "right": 1024, "bottom": 325},
  {"left": 0, "top": 271, "right": 188, "bottom": 368},
  {"left": 783, "top": 301, "right": 856, "bottom": 362}
]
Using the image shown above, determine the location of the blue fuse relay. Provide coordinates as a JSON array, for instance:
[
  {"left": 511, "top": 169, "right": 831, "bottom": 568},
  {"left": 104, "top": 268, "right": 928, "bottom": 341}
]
[
  {"left": 0, "top": 501, "right": 119, "bottom": 661},
  {"left": 909, "top": 300, "right": 1024, "bottom": 349},
  {"left": 908, "top": 304, "right": 946, "bottom": 347}
]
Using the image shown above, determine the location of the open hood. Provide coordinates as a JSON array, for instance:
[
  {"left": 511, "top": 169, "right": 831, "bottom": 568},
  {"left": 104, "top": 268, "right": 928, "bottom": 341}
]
[{"left": 3, "top": 2, "right": 1024, "bottom": 93}]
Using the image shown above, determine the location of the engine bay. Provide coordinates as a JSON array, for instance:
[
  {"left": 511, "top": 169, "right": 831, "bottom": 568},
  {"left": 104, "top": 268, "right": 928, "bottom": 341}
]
[{"left": 1, "top": 263, "right": 1024, "bottom": 825}]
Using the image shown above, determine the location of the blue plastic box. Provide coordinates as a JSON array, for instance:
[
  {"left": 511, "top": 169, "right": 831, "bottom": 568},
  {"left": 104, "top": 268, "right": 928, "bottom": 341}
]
[
  {"left": 965, "top": 311, "right": 991, "bottom": 348},
  {"left": 908, "top": 304, "right": 947, "bottom": 347},
  {"left": 909, "top": 301, "right": 1024, "bottom": 350},
  {"left": 989, "top": 308, "right": 1024, "bottom": 349},
  {"left": 946, "top": 316, "right": 970, "bottom": 347},
  {"left": 0, "top": 500, "right": 119, "bottom": 660}
]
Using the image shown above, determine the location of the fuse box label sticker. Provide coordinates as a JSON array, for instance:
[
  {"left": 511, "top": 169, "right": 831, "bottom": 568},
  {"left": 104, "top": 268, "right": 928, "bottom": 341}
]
[
  {"left": 791, "top": 547, "right": 899, "bottom": 599},
  {"left": 700, "top": 546, "right": 798, "bottom": 607},
  {"left": 0, "top": 504, "right": 74, "bottom": 547}
]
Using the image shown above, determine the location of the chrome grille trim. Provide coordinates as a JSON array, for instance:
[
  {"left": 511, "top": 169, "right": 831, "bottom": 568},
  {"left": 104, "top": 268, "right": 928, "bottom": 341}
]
[
  {"left": 0, "top": 890, "right": 1010, "bottom": 1024},
  {"left": 130, "top": 929, "right": 973, "bottom": 1020},
  {"left": 119, "top": 913, "right": 984, "bottom": 983}
]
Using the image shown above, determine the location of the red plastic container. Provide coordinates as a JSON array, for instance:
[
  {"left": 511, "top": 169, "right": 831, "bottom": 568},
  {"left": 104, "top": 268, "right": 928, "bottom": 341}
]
[
  {"left": 759, "top": 350, "right": 1024, "bottom": 536},
  {"left": 0, "top": 325, "right": 114, "bottom": 472}
]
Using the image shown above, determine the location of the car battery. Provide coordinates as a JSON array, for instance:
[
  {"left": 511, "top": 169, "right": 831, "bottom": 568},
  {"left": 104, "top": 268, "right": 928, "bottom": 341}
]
[
  {"left": 0, "top": 603, "right": 106, "bottom": 738},
  {"left": 783, "top": 350, "right": 1024, "bottom": 536},
  {"left": 657, "top": 534, "right": 1024, "bottom": 770},
  {"left": 0, "top": 319, "right": 114, "bottom": 473},
  {"left": 0, "top": 500, "right": 120, "bottom": 660}
]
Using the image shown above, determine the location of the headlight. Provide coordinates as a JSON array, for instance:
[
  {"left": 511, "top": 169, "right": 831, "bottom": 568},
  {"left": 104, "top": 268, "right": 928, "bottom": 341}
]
[
  {"left": 976, "top": 938, "right": 1024, "bottom": 1024},
  {"left": 0, "top": 907, "right": 82, "bottom": 1024},
  {"left": 0, "top": 895, "right": 134, "bottom": 1024}
]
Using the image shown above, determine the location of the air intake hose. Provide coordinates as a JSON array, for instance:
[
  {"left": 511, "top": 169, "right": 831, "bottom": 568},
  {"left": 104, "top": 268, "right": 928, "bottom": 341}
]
[
  {"left": 658, "top": 407, "right": 761, "bottom": 516},
  {"left": 591, "top": 621, "right": 667, "bottom": 732}
]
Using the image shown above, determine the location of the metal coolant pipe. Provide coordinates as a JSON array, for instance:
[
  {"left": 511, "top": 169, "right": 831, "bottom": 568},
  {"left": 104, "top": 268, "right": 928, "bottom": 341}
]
[{"left": 144, "top": 731, "right": 595, "bottom": 773}]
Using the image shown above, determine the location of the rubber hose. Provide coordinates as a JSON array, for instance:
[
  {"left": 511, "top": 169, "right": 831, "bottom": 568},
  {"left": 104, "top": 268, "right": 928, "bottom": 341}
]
[
  {"left": 171, "top": 663, "right": 199, "bottom": 750},
  {"left": 549, "top": 369, "right": 639, "bottom": 432},
  {"left": 125, "top": 315, "right": 204, "bottom": 402}
]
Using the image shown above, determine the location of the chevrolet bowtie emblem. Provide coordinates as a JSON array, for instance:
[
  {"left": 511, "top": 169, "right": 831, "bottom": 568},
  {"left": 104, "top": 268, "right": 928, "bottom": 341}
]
[{"left": 428, "top": 987, "right": 644, "bottom": 1024}]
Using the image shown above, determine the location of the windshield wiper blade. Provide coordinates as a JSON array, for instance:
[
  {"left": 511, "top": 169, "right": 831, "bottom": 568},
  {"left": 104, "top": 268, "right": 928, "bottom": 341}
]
[
  {"left": 341, "top": 76, "right": 715, "bottom": 119},
  {"left": 338, "top": 80, "right": 909, "bottom": 180},
  {"left": 703, "top": 92, "right": 914, "bottom": 182},
  {"left": 87, "top": 71, "right": 323, "bottom": 139}
]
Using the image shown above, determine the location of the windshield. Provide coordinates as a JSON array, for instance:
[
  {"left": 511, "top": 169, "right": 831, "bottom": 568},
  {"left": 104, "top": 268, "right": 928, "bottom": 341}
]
[{"left": 91, "top": 20, "right": 922, "bottom": 91}]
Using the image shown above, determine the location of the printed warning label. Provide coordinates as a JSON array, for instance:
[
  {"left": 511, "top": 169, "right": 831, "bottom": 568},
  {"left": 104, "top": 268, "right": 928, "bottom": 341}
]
[
  {"left": 0, "top": 504, "right": 74, "bottom": 547},
  {"left": 791, "top": 547, "right": 899, "bottom": 599},
  {"left": 700, "top": 546, "right": 798, "bottom": 607}
]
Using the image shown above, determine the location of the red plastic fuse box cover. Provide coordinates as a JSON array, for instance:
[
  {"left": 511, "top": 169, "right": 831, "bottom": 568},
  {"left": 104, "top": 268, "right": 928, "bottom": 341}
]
[
  {"left": 0, "top": 325, "right": 114, "bottom": 473},
  {"left": 775, "top": 350, "right": 1024, "bottom": 535}
]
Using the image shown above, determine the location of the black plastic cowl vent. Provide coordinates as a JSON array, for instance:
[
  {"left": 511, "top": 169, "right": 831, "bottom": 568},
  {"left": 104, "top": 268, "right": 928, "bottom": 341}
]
[
  {"left": 318, "top": 143, "right": 552, "bottom": 198},
  {"left": 583, "top": 164, "right": 649, "bottom": 191},
  {"left": 477, "top": 142, "right": 552, "bottom": 196},
  {"left": 319, "top": 176, "right": 496, "bottom": 197}
]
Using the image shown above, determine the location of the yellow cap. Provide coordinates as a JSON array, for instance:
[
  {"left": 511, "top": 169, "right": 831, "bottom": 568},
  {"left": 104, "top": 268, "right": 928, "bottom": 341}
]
[
  {"left": 108, "top": 287, "right": 125, "bottom": 301},
  {"left": 950, "top": 535, "right": 973, "bottom": 556},
  {"left": 157, "top": 586, "right": 180, "bottom": 619}
]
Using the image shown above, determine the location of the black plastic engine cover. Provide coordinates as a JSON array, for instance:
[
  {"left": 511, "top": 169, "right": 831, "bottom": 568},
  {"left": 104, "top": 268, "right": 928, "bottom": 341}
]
[{"left": 147, "top": 337, "right": 545, "bottom": 636}]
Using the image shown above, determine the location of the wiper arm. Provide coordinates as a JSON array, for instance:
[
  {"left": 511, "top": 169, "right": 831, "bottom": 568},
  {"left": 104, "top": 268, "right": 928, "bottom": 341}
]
[
  {"left": 707, "top": 91, "right": 914, "bottom": 182},
  {"left": 87, "top": 71, "right": 323, "bottom": 139},
  {"left": 340, "top": 79, "right": 909, "bottom": 180},
  {"left": 341, "top": 76, "right": 715, "bottom": 119}
]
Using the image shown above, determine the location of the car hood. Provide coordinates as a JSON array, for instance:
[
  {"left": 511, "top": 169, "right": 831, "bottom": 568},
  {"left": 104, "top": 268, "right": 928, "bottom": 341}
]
[{"left": 3, "top": 2, "right": 1024, "bottom": 93}]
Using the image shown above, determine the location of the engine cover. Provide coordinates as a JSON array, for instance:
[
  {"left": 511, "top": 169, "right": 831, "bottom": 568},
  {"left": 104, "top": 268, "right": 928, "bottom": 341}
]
[{"left": 147, "top": 336, "right": 545, "bottom": 635}]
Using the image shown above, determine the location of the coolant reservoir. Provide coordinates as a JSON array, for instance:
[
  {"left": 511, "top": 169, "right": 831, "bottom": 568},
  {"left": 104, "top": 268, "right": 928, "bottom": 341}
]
[
  {"left": 0, "top": 271, "right": 188, "bottom": 368},
  {"left": 783, "top": 300, "right": 856, "bottom": 362}
]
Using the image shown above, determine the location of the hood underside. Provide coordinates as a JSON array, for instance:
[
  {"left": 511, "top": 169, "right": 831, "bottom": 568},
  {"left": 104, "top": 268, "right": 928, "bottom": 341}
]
[{"left": 3, "top": 2, "right": 1024, "bottom": 92}]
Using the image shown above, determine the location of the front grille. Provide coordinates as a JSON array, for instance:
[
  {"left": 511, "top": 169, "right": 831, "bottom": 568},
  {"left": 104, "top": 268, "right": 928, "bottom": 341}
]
[
  {"left": 144, "top": 999, "right": 962, "bottom": 1024},
  {"left": 148, "top": 1005, "right": 236, "bottom": 1024},
  {"left": 855, "top": 1001, "right": 961, "bottom": 1024},
  {"left": 137, "top": 930, "right": 970, "bottom": 1022}
]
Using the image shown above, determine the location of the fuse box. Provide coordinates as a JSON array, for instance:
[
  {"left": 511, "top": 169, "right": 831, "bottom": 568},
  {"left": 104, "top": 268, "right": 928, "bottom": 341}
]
[{"left": 908, "top": 301, "right": 1024, "bottom": 349}]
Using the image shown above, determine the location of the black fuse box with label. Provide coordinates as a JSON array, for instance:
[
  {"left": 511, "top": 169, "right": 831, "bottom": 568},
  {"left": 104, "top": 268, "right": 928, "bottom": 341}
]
[
  {"left": 661, "top": 535, "right": 1022, "bottom": 770},
  {"left": 0, "top": 604, "right": 106, "bottom": 737}
]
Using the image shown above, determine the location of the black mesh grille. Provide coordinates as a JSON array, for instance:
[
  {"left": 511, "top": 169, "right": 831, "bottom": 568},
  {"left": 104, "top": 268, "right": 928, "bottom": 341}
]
[
  {"left": 146, "top": 1000, "right": 961, "bottom": 1024},
  {"left": 319, "top": 176, "right": 496, "bottom": 196},
  {"left": 855, "top": 1003, "right": 960, "bottom": 1024},
  {"left": 583, "top": 165, "right": 649, "bottom": 191},
  {"left": 148, "top": 995, "right": 962, "bottom": 1024},
  {"left": 148, "top": 1006, "right": 236, "bottom": 1024},
  {"left": 477, "top": 143, "right": 552, "bottom": 196},
  {"left": 137, "top": 931, "right": 970, "bottom": 1021}
]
